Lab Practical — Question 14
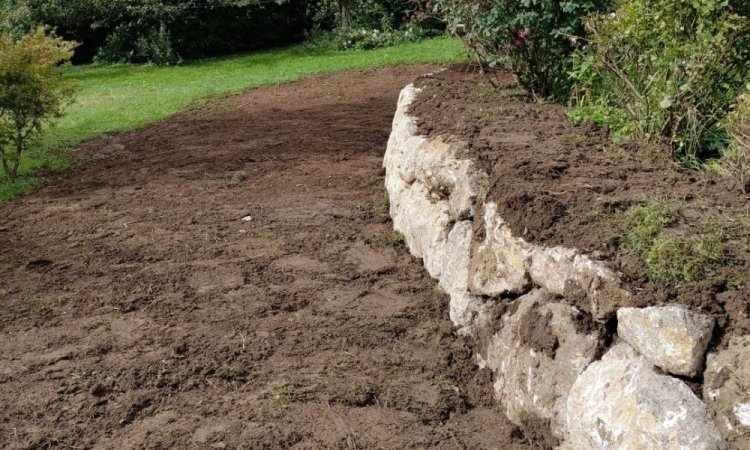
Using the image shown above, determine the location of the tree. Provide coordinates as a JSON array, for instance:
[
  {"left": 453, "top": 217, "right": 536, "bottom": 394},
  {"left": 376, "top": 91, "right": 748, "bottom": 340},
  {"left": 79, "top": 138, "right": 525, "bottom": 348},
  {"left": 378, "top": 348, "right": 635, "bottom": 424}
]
[
  {"left": 0, "top": 27, "right": 76, "bottom": 180},
  {"left": 1, "top": 0, "right": 287, "bottom": 64},
  {"left": 338, "top": 0, "right": 353, "bottom": 28}
]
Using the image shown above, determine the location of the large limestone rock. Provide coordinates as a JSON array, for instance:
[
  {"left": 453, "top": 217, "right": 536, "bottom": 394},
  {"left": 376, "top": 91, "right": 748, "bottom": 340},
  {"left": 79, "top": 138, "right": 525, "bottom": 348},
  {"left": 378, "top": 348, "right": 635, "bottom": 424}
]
[
  {"left": 481, "top": 289, "right": 600, "bottom": 442},
  {"left": 468, "top": 203, "right": 531, "bottom": 296},
  {"left": 704, "top": 335, "right": 750, "bottom": 448},
  {"left": 529, "top": 247, "right": 631, "bottom": 322},
  {"left": 617, "top": 305, "right": 714, "bottom": 377},
  {"left": 384, "top": 84, "right": 488, "bottom": 333},
  {"left": 435, "top": 221, "right": 488, "bottom": 329},
  {"left": 566, "top": 343, "right": 724, "bottom": 450},
  {"left": 467, "top": 201, "right": 630, "bottom": 320}
]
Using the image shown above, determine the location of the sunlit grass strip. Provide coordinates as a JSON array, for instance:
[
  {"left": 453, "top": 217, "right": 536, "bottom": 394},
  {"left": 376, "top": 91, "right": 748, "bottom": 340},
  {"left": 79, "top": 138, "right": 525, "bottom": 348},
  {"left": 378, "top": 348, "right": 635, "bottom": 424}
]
[{"left": 1, "top": 37, "right": 466, "bottom": 202}]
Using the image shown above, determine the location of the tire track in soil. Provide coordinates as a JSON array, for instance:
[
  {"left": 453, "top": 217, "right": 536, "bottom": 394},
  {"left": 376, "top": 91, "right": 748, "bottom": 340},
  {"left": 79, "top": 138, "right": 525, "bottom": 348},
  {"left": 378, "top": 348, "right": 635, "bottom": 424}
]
[{"left": 0, "top": 66, "right": 536, "bottom": 449}]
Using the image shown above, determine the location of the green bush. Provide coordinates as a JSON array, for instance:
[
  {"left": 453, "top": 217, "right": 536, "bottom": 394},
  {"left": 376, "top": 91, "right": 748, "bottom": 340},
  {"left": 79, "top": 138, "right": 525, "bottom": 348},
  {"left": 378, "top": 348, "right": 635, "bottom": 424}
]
[
  {"left": 570, "top": 0, "right": 750, "bottom": 163},
  {"left": 331, "top": 23, "right": 439, "bottom": 50},
  {"left": 336, "top": 27, "right": 400, "bottom": 50},
  {"left": 0, "top": 28, "right": 76, "bottom": 181},
  {"left": 2, "top": 1, "right": 434, "bottom": 64},
  {"left": 96, "top": 22, "right": 178, "bottom": 65},
  {"left": 433, "top": 0, "right": 611, "bottom": 101},
  {"left": 722, "top": 90, "right": 750, "bottom": 193}
]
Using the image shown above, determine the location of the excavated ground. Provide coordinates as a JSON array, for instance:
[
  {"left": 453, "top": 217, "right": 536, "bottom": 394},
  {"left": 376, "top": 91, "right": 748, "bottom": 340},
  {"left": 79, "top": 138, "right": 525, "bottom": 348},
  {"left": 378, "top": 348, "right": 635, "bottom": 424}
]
[
  {"left": 411, "top": 67, "right": 750, "bottom": 351},
  {"left": 0, "top": 66, "right": 538, "bottom": 449}
]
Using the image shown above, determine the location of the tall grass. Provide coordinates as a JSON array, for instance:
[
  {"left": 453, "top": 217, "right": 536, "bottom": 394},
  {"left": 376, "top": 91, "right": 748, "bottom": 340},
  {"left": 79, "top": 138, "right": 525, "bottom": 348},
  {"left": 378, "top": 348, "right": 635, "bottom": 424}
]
[{"left": 723, "top": 93, "right": 750, "bottom": 193}]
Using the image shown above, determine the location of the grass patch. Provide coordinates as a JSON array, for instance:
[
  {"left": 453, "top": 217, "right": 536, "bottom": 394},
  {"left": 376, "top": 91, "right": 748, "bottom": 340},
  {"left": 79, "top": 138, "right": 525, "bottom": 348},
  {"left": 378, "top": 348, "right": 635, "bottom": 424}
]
[
  {"left": 621, "top": 201, "right": 725, "bottom": 283},
  {"left": 272, "top": 381, "right": 303, "bottom": 405},
  {"left": 470, "top": 85, "right": 527, "bottom": 102},
  {"left": 368, "top": 230, "right": 407, "bottom": 250},
  {"left": 0, "top": 37, "right": 466, "bottom": 202},
  {"left": 622, "top": 202, "right": 681, "bottom": 256},
  {"left": 358, "top": 192, "right": 391, "bottom": 219}
]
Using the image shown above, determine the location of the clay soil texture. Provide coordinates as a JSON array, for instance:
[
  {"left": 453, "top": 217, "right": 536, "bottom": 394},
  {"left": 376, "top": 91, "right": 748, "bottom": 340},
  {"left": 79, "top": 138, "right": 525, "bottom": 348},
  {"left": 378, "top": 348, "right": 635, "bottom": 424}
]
[
  {"left": 411, "top": 67, "right": 749, "bottom": 351},
  {"left": 0, "top": 66, "right": 538, "bottom": 449}
]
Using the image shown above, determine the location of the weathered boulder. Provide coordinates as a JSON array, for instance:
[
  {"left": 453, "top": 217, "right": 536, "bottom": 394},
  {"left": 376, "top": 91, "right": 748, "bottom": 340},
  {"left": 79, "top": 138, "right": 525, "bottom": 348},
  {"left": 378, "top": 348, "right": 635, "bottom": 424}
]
[
  {"left": 413, "top": 139, "right": 486, "bottom": 222},
  {"left": 704, "top": 335, "right": 750, "bottom": 448},
  {"left": 529, "top": 246, "right": 629, "bottom": 321},
  {"left": 389, "top": 180, "right": 451, "bottom": 265},
  {"left": 467, "top": 201, "right": 630, "bottom": 321},
  {"left": 480, "top": 289, "right": 600, "bottom": 442},
  {"left": 435, "top": 220, "right": 489, "bottom": 330},
  {"left": 468, "top": 203, "right": 531, "bottom": 297},
  {"left": 617, "top": 305, "right": 714, "bottom": 377},
  {"left": 384, "top": 84, "right": 489, "bottom": 333},
  {"left": 566, "top": 343, "right": 724, "bottom": 450}
]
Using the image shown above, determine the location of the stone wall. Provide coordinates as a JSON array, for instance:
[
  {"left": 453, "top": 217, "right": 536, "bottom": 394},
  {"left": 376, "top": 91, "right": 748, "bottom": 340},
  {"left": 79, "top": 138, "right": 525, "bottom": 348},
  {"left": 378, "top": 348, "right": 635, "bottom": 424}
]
[{"left": 384, "top": 84, "right": 749, "bottom": 449}]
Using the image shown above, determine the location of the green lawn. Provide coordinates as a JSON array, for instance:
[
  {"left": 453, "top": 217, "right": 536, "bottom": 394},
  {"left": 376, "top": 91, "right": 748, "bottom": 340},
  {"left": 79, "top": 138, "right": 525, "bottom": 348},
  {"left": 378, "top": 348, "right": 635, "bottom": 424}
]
[{"left": 1, "top": 37, "right": 466, "bottom": 202}]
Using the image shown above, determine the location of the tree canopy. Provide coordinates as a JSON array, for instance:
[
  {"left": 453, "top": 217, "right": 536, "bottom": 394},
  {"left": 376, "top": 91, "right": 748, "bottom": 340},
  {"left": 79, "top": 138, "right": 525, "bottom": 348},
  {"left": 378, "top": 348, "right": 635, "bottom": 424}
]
[{"left": 0, "top": 0, "right": 423, "bottom": 64}]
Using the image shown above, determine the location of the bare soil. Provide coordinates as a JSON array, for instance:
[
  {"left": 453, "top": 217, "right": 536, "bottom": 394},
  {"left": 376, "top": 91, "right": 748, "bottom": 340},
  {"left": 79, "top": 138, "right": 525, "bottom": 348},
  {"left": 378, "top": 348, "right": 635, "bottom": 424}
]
[
  {"left": 411, "top": 67, "right": 750, "bottom": 350},
  {"left": 0, "top": 67, "right": 538, "bottom": 449}
]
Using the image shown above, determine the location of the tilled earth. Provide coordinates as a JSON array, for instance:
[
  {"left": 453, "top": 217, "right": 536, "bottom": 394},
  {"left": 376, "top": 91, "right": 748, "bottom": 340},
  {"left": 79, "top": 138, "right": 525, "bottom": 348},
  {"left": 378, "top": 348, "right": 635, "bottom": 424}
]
[{"left": 0, "top": 66, "right": 535, "bottom": 449}]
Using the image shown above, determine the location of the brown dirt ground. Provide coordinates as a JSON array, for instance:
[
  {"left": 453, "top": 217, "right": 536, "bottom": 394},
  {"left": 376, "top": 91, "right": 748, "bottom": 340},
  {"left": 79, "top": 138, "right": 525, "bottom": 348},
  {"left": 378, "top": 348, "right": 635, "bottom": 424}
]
[
  {"left": 411, "top": 67, "right": 750, "bottom": 351},
  {"left": 0, "top": 66, "right": 538, "bottom": 449}
]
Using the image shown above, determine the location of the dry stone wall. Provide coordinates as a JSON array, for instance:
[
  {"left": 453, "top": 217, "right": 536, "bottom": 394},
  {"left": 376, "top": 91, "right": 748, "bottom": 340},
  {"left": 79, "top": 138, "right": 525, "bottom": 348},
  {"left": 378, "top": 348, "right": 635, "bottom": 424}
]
[{"left": 384, "top": 83, "right": 749, "bottom": 449}]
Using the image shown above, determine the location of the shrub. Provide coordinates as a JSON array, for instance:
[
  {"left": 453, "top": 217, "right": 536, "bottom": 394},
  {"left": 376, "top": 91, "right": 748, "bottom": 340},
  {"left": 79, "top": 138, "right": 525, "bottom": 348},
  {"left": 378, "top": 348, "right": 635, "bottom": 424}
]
[
  {"left": 571, "top": 0, "right": 750, "bottom": 163},
  {"left": 335, "top": 27, "right": 401, "bottom": 50},
  {"left": 331, "top": 23, "right": 438, "bottom": 50},
  {"left": 306, "top": 0, "right": 441, "bottom": 51},
  {"left": 0, "top": 27, "right": 76, "bottom": 181},
  {"left": 433, "top": 0, "right": 611, "bottom": 101},
  {"left": 95, "top": 22, "right": 179, "bottom": 65},
  {"left": 722, "top": 91, "right": 750, "bottom": 193}
]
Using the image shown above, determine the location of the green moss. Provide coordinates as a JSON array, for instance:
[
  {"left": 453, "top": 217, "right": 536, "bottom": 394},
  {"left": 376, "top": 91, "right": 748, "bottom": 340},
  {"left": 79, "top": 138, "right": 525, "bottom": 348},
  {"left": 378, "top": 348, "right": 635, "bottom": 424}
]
[
  {"left": 622, "top": 202, "right": 680, "bottom": 255},
  {"left": 621, "top": 202, "right": 725, "bottom": 283}
]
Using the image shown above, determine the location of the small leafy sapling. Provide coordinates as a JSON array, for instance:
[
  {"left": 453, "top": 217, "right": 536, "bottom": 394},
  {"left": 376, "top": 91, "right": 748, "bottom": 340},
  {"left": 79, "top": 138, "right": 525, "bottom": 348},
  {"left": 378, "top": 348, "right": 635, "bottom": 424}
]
[
  {"left": 0, "top": 27, "right": 76, "bottom": 181},
  {"left": 433, "top": 0, "right": 611, "bottom": 101}
]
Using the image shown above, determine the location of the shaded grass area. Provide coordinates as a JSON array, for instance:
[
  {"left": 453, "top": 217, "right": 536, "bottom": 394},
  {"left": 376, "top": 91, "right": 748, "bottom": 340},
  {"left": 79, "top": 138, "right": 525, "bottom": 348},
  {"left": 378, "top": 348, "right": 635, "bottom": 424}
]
[{"left": 1, "top": 37, "right": 466, "bottom": 202}]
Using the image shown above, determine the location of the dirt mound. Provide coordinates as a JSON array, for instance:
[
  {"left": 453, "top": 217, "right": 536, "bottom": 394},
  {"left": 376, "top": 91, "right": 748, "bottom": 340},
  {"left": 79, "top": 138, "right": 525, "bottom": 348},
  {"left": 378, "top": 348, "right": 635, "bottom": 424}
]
[
  {"left": 411, "top": 67, "right": 749, "bottom": 349},
  {"left": 0, "top": 67, "right": 538, "bottom": 449}
]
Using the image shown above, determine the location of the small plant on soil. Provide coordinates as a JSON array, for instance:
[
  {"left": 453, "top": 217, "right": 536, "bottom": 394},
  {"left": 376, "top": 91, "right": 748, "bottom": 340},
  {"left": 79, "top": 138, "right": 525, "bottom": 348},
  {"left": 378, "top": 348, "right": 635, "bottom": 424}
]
[
  {"left": 433, "top": 0, "right": 611, "bottom": 101},
  {"left": 621, "top": 202, "right": 725, "bottom": 283},
  {"left": 722, "top": 90, "right": 750, "bottom": 194},
  {"left": 570, "top": 0, "right": 750, "bottom": 163},
  {"left": 220, "top": 361, "right": 249, "bottom": 381},
  {"left": 273, "top": 381, "right": 303, "bottom": 404},
  {"left": 369, "top": 229, "right": 407, "bottom": 250},
  {"left": 0, "top": 27, "right": 76, "bottom": 181},
  {"left": 358, "top": 192, "right": 390, "bottom": 218},
  {"left": 346, "top": 383, "right": 380, "bottom": 406}
]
